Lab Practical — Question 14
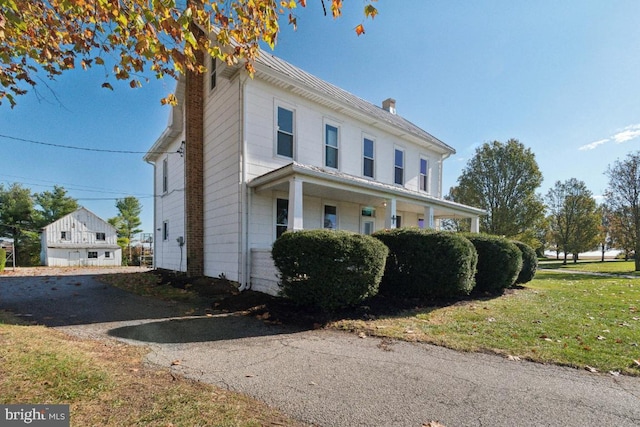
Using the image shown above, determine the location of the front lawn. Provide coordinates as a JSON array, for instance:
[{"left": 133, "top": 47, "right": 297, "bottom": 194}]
[
  {"left": 0, "top": 317, "right": 305, "bottom": 426},
  {"left": 332, "top": 270, "right": 640, "bottom": 375}
]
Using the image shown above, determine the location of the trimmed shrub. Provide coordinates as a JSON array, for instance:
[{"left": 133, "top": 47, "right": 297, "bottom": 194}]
[
  {"left": 463, "top": 234, "right": 523, "bottom": 294},
  {"left": 0, "top": 248, "right": 5, "bottom": 272},
  {"left": 271, "top": 229, "right": 388, "bottom": 313},
  {"left": 373, "top": 228, "right": 478, "bottom": 299},
  {"left": 512, "top": 241, "right": 538, "bottom": 284}
]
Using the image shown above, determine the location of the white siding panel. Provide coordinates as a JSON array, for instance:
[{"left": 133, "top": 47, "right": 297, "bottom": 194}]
[
  {"left": 154, "top": 134, "right": 186, "bottom": 272},
  {"left": 250, "top": 248, "right": 279, "bottom": 295},
  {"left": 203, "top": 72, "right": 241, "bottom": 280}
]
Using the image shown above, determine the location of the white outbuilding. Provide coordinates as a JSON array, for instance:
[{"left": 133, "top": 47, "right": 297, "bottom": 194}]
[{"left": 40, "top": 207, "right": 122, "bottom": 267}]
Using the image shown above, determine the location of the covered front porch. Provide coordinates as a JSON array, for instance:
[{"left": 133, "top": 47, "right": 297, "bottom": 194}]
[
  {"left": 249, "top": 162, "right": 484, "bottom": 234},
  {"left": 246, "top": 163, "right": 485, "bottom": 294}
]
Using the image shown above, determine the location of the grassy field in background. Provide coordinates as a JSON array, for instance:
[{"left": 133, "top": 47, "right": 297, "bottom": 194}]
[
  {"left": 538, "top": 259, "right": 640, "bottom": 275},
  {"left": 333, "top": 270, "right": 640, "bottom": 375}
]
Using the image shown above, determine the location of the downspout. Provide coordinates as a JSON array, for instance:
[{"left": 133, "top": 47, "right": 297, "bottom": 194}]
[
  {"left": 145, "top": 158, "right": 157, "bottom": 270},
  {"left": 238, "top": 75, "right": 250, "bottom": 291}
]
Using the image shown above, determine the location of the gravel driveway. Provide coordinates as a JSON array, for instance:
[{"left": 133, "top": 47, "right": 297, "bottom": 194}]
[{"left": 2, "top": 267, "right": 639, "bottom": 427}]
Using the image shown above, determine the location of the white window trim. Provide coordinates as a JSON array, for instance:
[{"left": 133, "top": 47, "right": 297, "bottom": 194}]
[
  {"left": 419, "top": 155, "right": 430, "bottom": 193},
  {"left": 162, "top": 220, "right": 169, "bottom": 241},
  {"left": 323, "top": 119, "right": 341, "bottom": 170},
  {"left": 362, "top": 134, "right": 375, "bottom": 179},
  {"left": 274, "top": 197, "right": 289, "bottom": 240},
  {"left": 162, "top": 157, "right": 168, "bottom": 194},
  {"left": 209, "top": 56, "right": 217, "bottom": 92},
  {"left": 274, "top": 100, "right": 296, "bottom": 160},
  {"left": 394, "top": 146, "right": 405, "bottom": 186},
  {"left": 323, "top": 203, "right": 339, "bottom": 230}
]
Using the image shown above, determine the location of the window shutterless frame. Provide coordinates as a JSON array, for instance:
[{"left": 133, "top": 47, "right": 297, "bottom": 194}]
[
  {"left": 325, "top": 124, "right": 339, "bottom": 169},
  {"left": 276, "top": 106, "right": 294, "bottom": 159},
  {"left": 363, "top": 137, "right": 374, "bottom": 178},
  {"left": 419, "top": 157, "right": 429, "bottom": 192},
  {"left": 394, "top": 148, "right": 404, "bottom": 185}
]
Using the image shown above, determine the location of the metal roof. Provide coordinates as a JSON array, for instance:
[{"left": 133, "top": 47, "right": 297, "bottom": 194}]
[{"left": 255, "top": 51, "right": 455, "bottom": 154}]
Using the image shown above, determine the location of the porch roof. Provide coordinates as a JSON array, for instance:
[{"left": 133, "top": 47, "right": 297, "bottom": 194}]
[{"left": 248, "top": 162, "right": 486, "bottom": 219}]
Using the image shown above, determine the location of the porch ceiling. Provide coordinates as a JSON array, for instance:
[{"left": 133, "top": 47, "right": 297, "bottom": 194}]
[{"left": 249, "top": 162, "right": 486, "bottom": 219}]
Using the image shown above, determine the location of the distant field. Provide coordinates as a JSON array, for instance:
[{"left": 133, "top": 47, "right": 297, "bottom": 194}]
[{"left": 538, "top": 259, "right": 640, "bottom": 276}]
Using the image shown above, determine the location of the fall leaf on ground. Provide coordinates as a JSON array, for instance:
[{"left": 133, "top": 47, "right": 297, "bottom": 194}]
[
  {"left": 585, "top": 366, "right": 598, "bottom": 373},
  {"left": 633, "top": 359, "right": 640, "bottom": 368},
  {"left": 171, "top": 359, "right": 181, "bottom": 366},
  {"left": 597, "top": 336, "right": 606, "bottom": 341},
  {"left": 507, "top": 355, "right": 521, "bottom": 361},
  {"left": 423, "top": 422, "right": 446, "bottom": 427},
  {"left": 358, "top": 332, "right": 367, "bottom": 339}
]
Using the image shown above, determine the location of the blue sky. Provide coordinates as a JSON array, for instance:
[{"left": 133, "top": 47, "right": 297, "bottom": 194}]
[{"left": 2, "top": 1, "right": 640, "bottom": 236}]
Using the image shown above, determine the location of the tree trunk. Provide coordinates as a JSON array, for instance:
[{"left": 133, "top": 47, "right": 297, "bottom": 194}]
[
  {"left": 562, "top": 252, "right": 567, "bottom": 265},
  {"left": 601, "top": 244, "right": 605, "bottom": 262}
]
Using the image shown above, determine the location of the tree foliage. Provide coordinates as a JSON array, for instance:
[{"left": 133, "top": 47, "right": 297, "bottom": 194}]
[
  {"left": 454, "top": 139, "right": 545, "bottom": 237},
  {"left": 33, "top": 185, "right": 79, "bottom": 228},
  {"left": 0, "top": 183, "right": 35, "bottom": 264},
  {"left": 605, "top": 151, "right": 640, "bottom": 270},
  {"left": 0, "top": 0, "right": 378, "bottom": 107},
  {"left": 109, "top": 196, "right": 143, "bottom": 264},
  {"left": 546, "top": 178, "right": 600, "bottom": 264}
]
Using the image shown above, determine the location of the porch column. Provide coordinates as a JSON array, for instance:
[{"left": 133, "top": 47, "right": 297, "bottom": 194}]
[
  {"left": 384, "top": 198, "right": 397, "bottom": 229},
  {"left": 470, "top": 216, "right": 480, "bottom": 233},
  {"left": 288, "top": 177, "right": 304, "bottom": 231},
  {"left": 424, "top": 206, "right": 435, "bottom": 229}
]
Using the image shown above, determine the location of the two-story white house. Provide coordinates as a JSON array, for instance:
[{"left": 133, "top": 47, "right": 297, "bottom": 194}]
[
  {"left": 145, "top": 50, "right": 484, "bottom": 294},
  {"left": 40, "top": 207, "right": 122, "bottom": 267}
]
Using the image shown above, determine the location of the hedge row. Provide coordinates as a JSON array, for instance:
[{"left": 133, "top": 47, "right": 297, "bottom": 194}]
[
  {"left": 372, "top": 228, "right": 477, "bottom": 299},
  {"left": 271, "top": 229, "right": 537, "bottom": 312}
]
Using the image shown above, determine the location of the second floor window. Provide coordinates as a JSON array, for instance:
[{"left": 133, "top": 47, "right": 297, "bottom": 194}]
[
  {"left": 61, "top": 231, "right": 69, "bottom": 240},
  {"left": 363, "top": 138, "right": 374, "bottom": 178},
  {"left": 277, "top": 107, "right": 294, "bottom": 158},
  {"left": 96, "top": 232, "right": 106, "bottom": 241},
  {"left": 210, "top": 57, "right": 217, "bottom": 90},
  {"left": 325, "top": 124, "right": 338, "bottom": 169},
  {"left": 394, "top": 148, "right": 404, "bottom": 185},
  {"left": 420, "top": 158, "right": 429, "bottom": 192},
  {"left": 162, "top": 158, "right": 168, "bottom": 193}
]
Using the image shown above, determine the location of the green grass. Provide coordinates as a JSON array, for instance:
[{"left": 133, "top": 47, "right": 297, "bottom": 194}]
[
  {"left": 333, "top": 270, "right": 640, "bottom": 375},
  {"left": 0, "top": 321, "right": 304, "bottom": 426},
  {"left": 538, "top": 259, "right": 640, "bottom": 275}
]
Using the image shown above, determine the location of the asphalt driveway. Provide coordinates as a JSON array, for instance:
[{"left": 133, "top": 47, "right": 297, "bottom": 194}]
[{"left": 2, "top": 268, "right": 639, "bottom": 427}]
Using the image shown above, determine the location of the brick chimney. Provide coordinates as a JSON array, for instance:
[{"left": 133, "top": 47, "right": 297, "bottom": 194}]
[{"left": 382, "top": 98, "right": 396, "bottom": 114}]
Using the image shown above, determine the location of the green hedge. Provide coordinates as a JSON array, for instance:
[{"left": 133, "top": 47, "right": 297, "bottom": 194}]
[
  {"left": 373, "top": 228, "right": 478, "bottom": 299},
  {"left": 512, "top": 241, "right": 537, "bottom": 284},
  {"left": 0, "top": 248, "right": 5, "bottom": 272},
  {"left": 463, "top": 234, "right": 523, "bottom": 294},
  {"left": 271, "top": 229, "right": 388, "bottom": 312}
]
